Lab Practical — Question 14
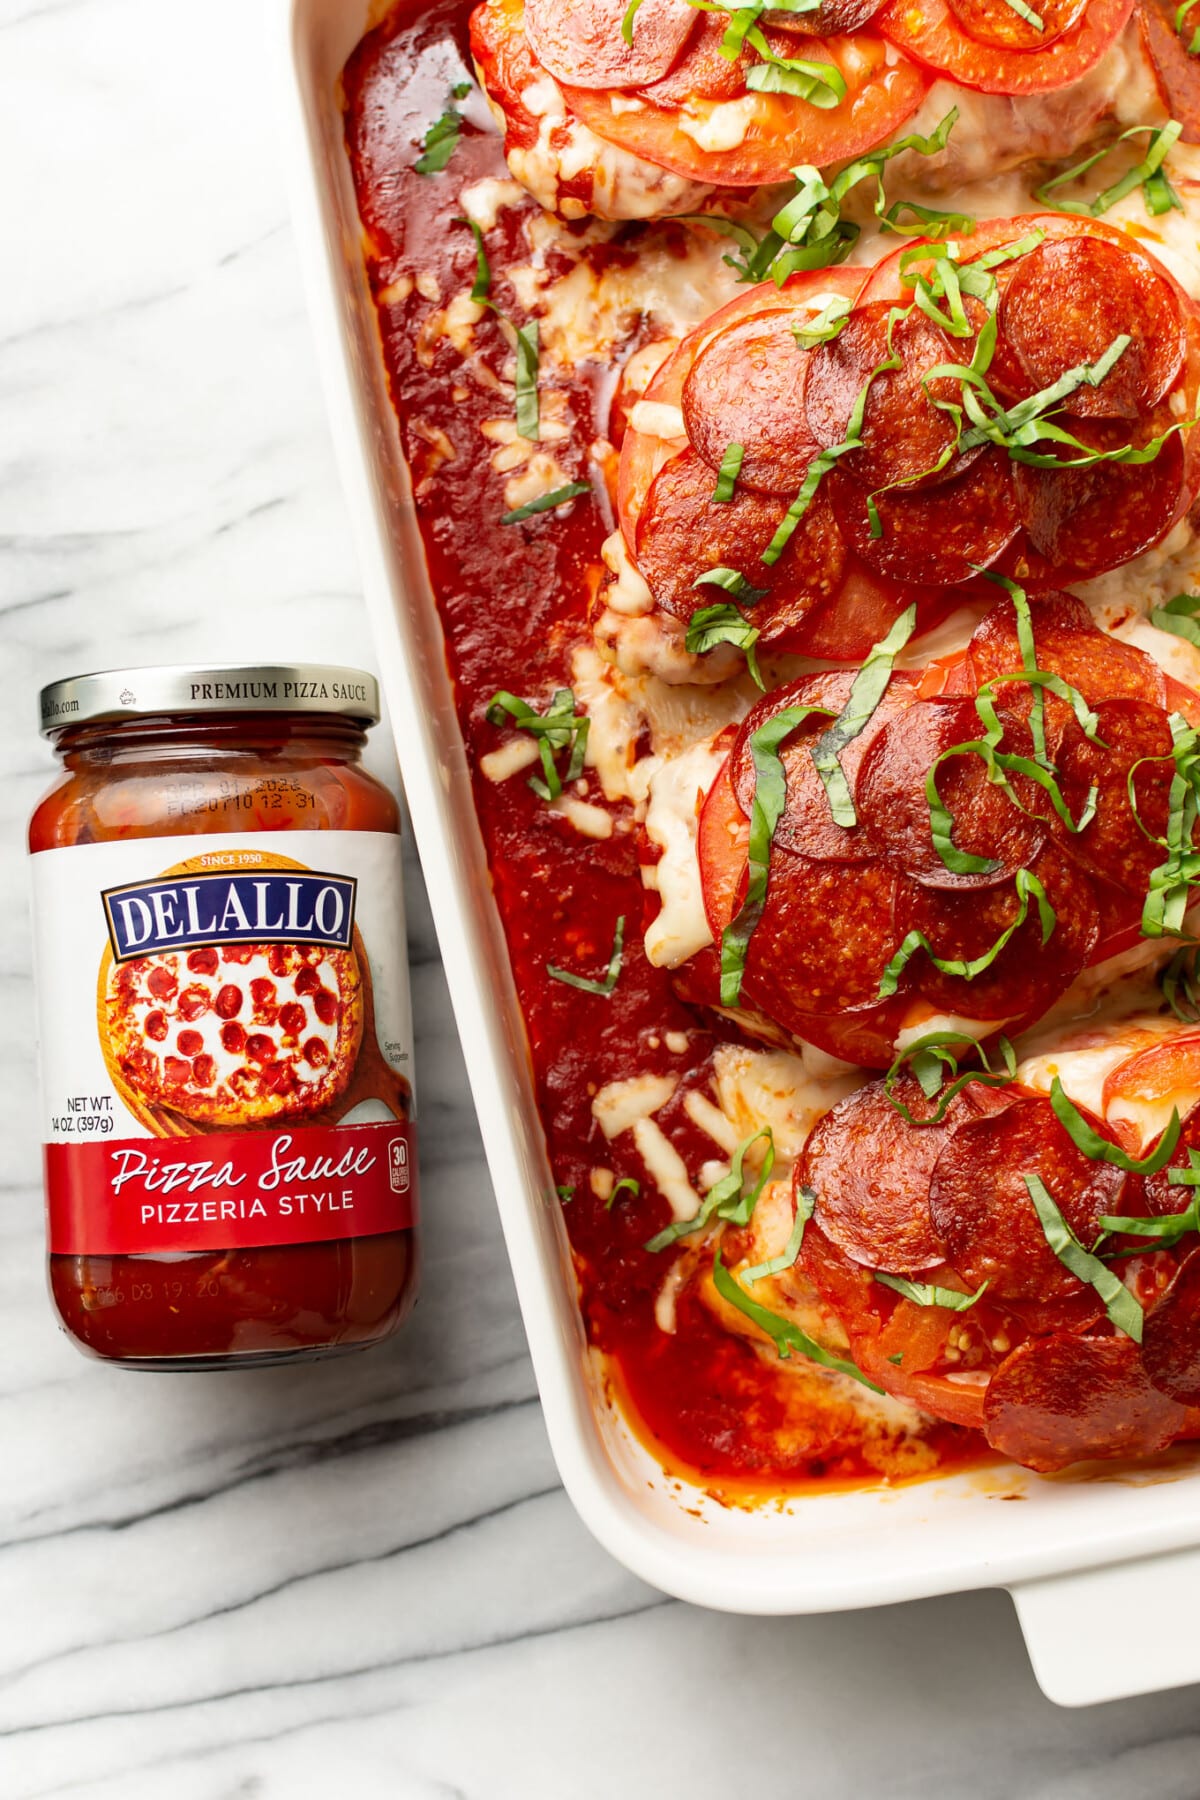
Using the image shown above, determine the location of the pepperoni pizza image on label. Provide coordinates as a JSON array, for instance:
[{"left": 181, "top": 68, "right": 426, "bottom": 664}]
[
  {"left": 344, "top": 1, "right": 1200, "bottom": 1486},
  {"left": 97, "top": 853, "right": 391, "bottom": 1137}
]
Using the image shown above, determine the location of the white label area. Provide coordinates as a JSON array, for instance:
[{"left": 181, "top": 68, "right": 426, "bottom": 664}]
[{"left": 30, "top": 829, "right": 414, "bottom": 1144}]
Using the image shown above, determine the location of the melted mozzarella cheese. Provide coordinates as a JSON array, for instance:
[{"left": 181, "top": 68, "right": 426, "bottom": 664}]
[{"left": 642, "top": 739, "right": 726, "bottom": 968}]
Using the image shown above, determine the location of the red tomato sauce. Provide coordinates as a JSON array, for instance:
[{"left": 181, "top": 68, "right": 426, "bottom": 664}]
[{"left": 343, "top": 2, "right": 990, "bottom": 1490}]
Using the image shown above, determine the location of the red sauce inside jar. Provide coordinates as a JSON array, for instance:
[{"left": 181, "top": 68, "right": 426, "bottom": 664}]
[{"left": 30, "top": 668, "right": 418, "bottom": 1370}]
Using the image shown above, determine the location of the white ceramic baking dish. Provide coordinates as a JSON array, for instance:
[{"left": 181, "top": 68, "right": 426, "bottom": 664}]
[{"left": 275, "top": 0, "right": 1200, "bottom": 1706}]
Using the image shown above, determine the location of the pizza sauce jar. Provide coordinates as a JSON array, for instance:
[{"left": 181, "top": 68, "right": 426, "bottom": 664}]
[{"left": 29, "top": 664, "right": 418, "bottom": 1370}]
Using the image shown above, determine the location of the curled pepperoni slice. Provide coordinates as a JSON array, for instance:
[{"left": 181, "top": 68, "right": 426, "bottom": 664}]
[
  {"left": 176, "top": 1030, "right": 204, "bottom": 1058},
  {"left": 801, "top": 1074, "right": 1011, "bottom": 1274},
  {"left": 855, "top": 696, "right": 1045, "bottom": 889},
  {"left": 147, "top": 965, "right": 178, "bottom": 1001},
  {"left": 163, "top": 1056, "right": 191, "bottom": 1086},
  {"left": 145, "top": 1011, "right": 169, "bottom": 1043},
  {"left": 729, "top": 670, "right": 919, "bottom": 863},
  {"left": 983, "top": 1334, "right": 1185, "bottom": 1472},
  {"left": 523, "top": 0, "right": 696, "bottom": 88},
  {"left": 279, "top": 1001, "right": 307, "bottom": 1037},
  {"left": 635, "top": 447, "right": 847, "bottom": 644},
  {"left": 746, "top": 854, "right": 908, "bottom": 1022},
  {"left": 928, "top": 1093, "right": 1123, "bottom": 1327},
  {"left": 830, "top": 450, "right": 1019, "bottom": 588},
  {"left": 214, "top": 984, "right": 243, "bottom": 1020},
  {"left": 946, "top": 0, "right": 1085, "bottom": 49},
  {"left": 177, "top": 986, "right": 211, "bottom": 1022},
  {"left": 804, "top": 304, "right": 977, "bottom": 493},
  {"left": 997, "top": 237, "right": 1186, "bottom": 422},
  {"left": 1143, "top": 1247, "right": 1200, "bottom": 1404},
  {"left": 304, "top": 1038, "right": 331, "bottom": 1068},
  {"left": 192, "top": 1054, "right": 216, "bottom": 1088},
  {"left": 967, "top": 589, "right": 1166, "bottom": 709},
  {"left": 186, "top": 947, "right": 219, "bottom": 976},
  {"left": 1055, "top": 698, "right": 1175, "bottom": 893},
  {"left": 1013, "top": 420, "right": 1188, "bottom": 583},
  {"left": 313, "top": 990, "right": 340, "bottom": 1026},
  {"left": 898, "top": 843, "right": 1099, "bottom": 1025},
  {"left": 250, "top": 978, "right": 277, "bottom": 1009},
  {"left": 220, "top": 1021, "right": 246, "bottom": 1054},
  {"left": 683, "top": 311, "right": 822, "bottom": 497},
  {"left": 246, "top": 1033, "right": 275, "bottom": 1065}
]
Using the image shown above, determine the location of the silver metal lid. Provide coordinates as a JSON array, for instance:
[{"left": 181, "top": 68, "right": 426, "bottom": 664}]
[{"left": 38, "top": 663, "right": 381, "bottom": 736}]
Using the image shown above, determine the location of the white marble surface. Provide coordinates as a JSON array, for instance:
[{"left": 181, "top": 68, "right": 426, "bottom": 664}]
[{"left": 4, "top": 0, "right": 1200, "bottom": 1792}]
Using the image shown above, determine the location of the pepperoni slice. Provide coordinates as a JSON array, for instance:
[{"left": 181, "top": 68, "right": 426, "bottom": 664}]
[
  {"left": 1012, "top": 420, "right": 1188, "bottom": 583},
  {"left": 683, "top": 311, "right": 822, "bottom": 497},
  {"left": 523, "top": 0, "right": 697, "bottom": 88},
  {"left": 1055, "top": 698, "right": 1175, "bottom": 894},
  {"left": 876, "top": 0, "right": 1132, "bottom": 93},
  {"left": 900, "top": 842, "right": 1099, "bottom": 1025},
  {"left": 855, "top": 696, "right": 1045, "bottom": 889},
  {"left": 801, "top": 1074, "right": 1011, "bottom": 1274},
  {"left": 560, "top": 31, "right": 930, "bottom": 188},
  {"left": 928, "top": 1093, "right": 1123, "bottom": 1327},
  {"left": 176, "top": 1029, "right": 204, "bottom": 1058},
  {"left": 635, "top": 447, "right": 847, "bottom": 643},
  {"left": 996, "top": 238, "right": 1186, "bottom": 424},
  {"left": 768, "top": 0, "right": 885, "bottom": 29},
  {"left": 186, "top": 947, "right": 219, "bottom": 976},
  {"left": 220, "top": 1021, "right": 246, "bottom": 1054},
  {"left": 147, "top": 965, "right": 178, "bottom": 1000},
  {"left": 804, "top": 303, "right": 977, "bottom": 493},
  {"left": 1143, "top": 1246, "right": 1200, "bottom": 1404},
  {"left": 144, "top": 1011, "right": 168, "bottom": 1043},
  {"left": 1138, "top": 0, "right": 1200, "bottom": 143},
  {"left": 313, "top": 990, "right": 339, "bottom": 1026},
  {"left": 830, "top": 450, "right": 1020, "bottom": 588},
  {"left": 983, "top": 1334, "right": 1185, "bottom": 1472},
  {"left": 729, "top": 670, "right": 919, "bottom": 862},
  {"left": 214, "top": 983, "right": 243, "bottom": 1020},
  {"left": 946, "top": 0, "right": 1085, "bottom": 49},
  {"left": 791, "top": 556, "right": 948, "bottom": 663},
  {"left": 967, "top": 589, "right": 1166, "bottom": 709}
]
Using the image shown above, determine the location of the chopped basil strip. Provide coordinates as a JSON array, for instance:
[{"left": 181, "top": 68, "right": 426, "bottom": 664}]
[
  {"left": 743, "top": 29, "right": 846, "bottom": 107},
  {"left": 606, "top": 1176, "right": 641, "bottom": 1211},
  {"left": 726, "top": 109, "right": 959, "bottom": 287},
  {"left": 925, "top": 744, "right": 1004, "bottom": 878},
  {"left": 712, "top": 1248, "right": 884, "bottom": 1390},
  {"left": 744, "top": 1185, "right": 816, "bottom": 1284},
  {"left": 415, "top": 107, "right": 463, "bottom": 175},
  {"left": 1034, "top": 121, "right": 1184, "bottom": 221},
  {"left": 547, "top": 914, "right": 625, "bottom": 996},
  {"left": 452, "top": 80, "right": 473, "bottom": 99},
  {"left": 694, "top": 565, "right": 769, "bottom": 606},
  {"left": 685, "top": 602, "right": 765, "bottom": 690},
  {"left": 1161, "top": 943, "right": 1200, "bottom": 1022},
  {"left": 485, "top": 686, "right": 589, "bottom": 800},
  {"left": 1026, "top": 1173, "right": 1144, "bottom": 1340},
  {"left": 1101, "top": 1159, "right": 1200, "bottom": 1249},
  {"left": 458, "top": 216, "right": 491, "bottom": 302},
  {"left": 875, "top": 1273, "right": 989, "bottom": 1310},
  {"left": 514, "top": 319, "right": 540, "bottom": 441},
  {"left": 557, "top": 1184, "right": 575, "bottom": 1204},
  {"left": 883, "top": 1030, "right": 1016, "bottom": 1125},
  {"left": 712, "top": 442, "right": 745, "bottom": 503},
  {"left": 645, "top": 1126, "right": 776, "bottom": 1251},
  {"left": 1151, "top": 591, "right": 1200, "bottom": 649},
  {"left": 810, "top": 603, "right": 917, "bottom": 827},
  {"left": 945, "top": 332, "right": 1133, "bottom": 456},
  {"left": 720, "top": 702, "right": 835, "bottom": 1005},
  {"left": 793, "top": 293, "right": 853, "bottom": 348},
  {"left": 1050, "top": 1075, "right": 1182, "bottom": 1176},
  {"left": 621, "top": 0, "right": 646, "bottom": 41},
  {"left": 1141, "top": 712, "right": 1200, "bottom": 939},
  {"left": 879, "top": 866, "right": 1055, "bottom": 998},
  {"left": 667, "top": 212, "right": 765, "bottom": 282},
  {"left": 501, "top": 481, "right": 591, "bottom": 525},
  {"left": 983, "top": 570, "right": 1047, "bottom": 765},
  {"left": 887, "top": 1352, "right": 904, "bottom": 1364}
]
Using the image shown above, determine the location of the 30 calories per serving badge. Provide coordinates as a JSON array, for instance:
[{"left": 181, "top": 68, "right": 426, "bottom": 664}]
[{"left": 30, "top": 832, "right": 418, "bottom": 1255}]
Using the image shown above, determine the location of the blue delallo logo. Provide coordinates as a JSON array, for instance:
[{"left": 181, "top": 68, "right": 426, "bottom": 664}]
[{"left": 102, "top": 870, "right": 357, "bottom": 962}]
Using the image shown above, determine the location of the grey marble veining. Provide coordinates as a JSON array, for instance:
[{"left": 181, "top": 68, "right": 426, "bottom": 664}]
[{"left": 4, "top": 0, "right": 1200, "bottom": 1792}]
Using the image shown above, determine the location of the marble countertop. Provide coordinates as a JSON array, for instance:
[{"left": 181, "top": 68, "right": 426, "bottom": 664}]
[{"left": 4, "top": 0, "right": 1200, "bottom": 1792}]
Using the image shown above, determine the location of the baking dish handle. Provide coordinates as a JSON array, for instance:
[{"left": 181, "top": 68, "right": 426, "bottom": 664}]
[{"left": 1011, "top": 1546, "right": 1200, "bottom": 1706}]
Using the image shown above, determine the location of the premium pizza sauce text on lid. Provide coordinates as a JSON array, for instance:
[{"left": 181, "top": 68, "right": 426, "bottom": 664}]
[{"left": 29, "top": 663, "right": 419, "bottom": 1370}]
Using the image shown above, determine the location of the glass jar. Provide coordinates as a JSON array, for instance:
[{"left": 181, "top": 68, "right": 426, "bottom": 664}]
[{"left": 29, "top": 663, "right": 418, "bottom": 1370}]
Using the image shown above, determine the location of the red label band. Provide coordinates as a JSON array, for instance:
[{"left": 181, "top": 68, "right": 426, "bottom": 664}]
[{"left": 45, "top": 1120, "right": 417, "bottom": 1255}]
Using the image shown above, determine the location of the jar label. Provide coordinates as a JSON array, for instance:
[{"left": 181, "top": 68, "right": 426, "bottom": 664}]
[{"left": 30, "top": 831, "right": 417, "bottom": 1254}]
